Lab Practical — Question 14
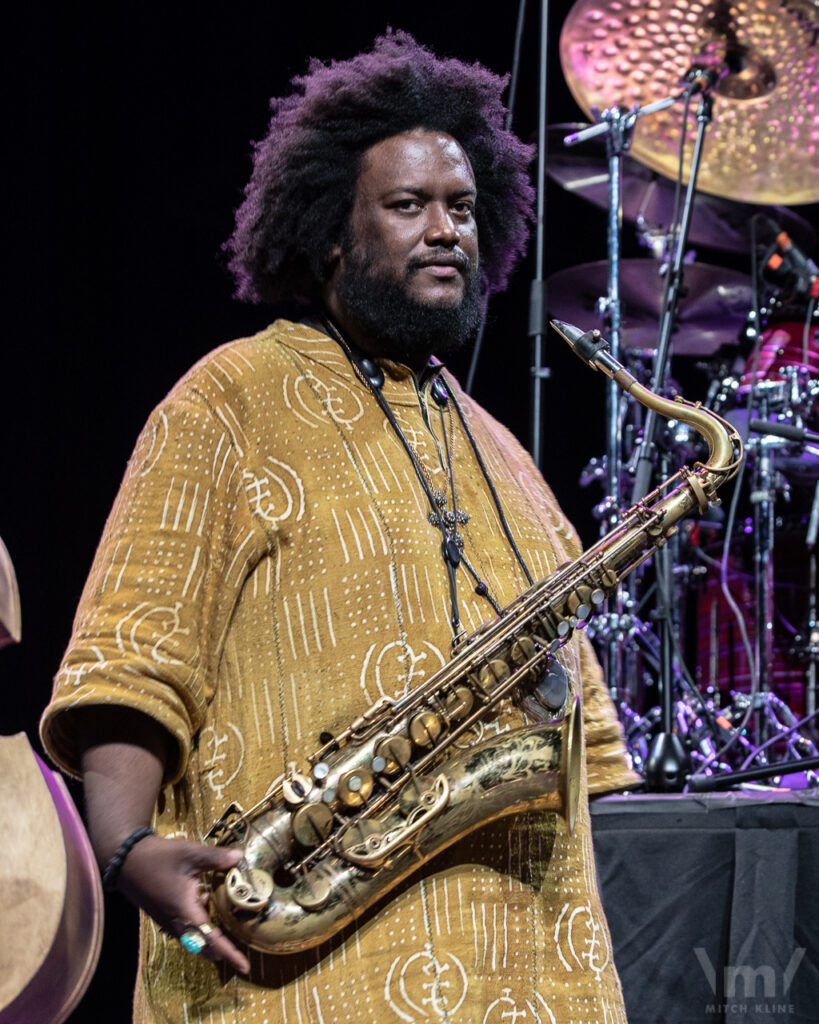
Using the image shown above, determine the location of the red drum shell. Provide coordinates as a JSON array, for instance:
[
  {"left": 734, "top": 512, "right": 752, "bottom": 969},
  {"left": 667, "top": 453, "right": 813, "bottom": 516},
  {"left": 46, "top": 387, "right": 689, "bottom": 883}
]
[{"left": 738, "top": 321, "right": 819, "bottom": 394}]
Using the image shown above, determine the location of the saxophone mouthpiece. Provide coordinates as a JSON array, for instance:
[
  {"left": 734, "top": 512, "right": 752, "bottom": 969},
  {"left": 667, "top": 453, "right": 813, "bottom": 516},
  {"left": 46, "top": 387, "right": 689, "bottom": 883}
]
[
  {"left": 549, "top": 319, "right": 610, "bottom": 370},
  {"left": 549, "top": 319, "right": 585, "bottom": 345}
]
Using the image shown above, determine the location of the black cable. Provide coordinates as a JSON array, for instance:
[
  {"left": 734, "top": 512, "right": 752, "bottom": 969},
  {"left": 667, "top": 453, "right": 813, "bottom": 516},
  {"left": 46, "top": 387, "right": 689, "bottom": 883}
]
[
  {"left": 739, "top": 707, "right": 819, "bottom": 771},
  {"left": 460, "top": 553, "right": 503, "bottom": 615},
  {"left": 805, "top": 296, "right": 818, "bottom": 364},
  {"left": 505, "top": 0, "right": 527, "bottom": 133},
  {"left": 322, "top": 317, "right": 465, "bottom": 634},
  {"left": 446, "top": 377, "right": 535, "bottom": 586},
  {"left": 653, "top": 89, "right": 692, "bottom": 392},
  {"left": 653, "top": 557, "right": 724, "bottom": 734},
  {"left": 667, "top": 89, "right": 692, "bottom": 265},
  {"left": 465, "top": 0, "right": 528, "bottom": 396},
  {"left": 689, "top": 219, "right": 767, "bottom": 779}
]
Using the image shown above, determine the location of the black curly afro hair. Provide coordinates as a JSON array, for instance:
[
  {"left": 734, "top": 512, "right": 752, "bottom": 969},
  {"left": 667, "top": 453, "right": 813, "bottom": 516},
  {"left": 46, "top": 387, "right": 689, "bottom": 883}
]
[{"left": 225, "top": 31, "right": 534, "bottom": 305}]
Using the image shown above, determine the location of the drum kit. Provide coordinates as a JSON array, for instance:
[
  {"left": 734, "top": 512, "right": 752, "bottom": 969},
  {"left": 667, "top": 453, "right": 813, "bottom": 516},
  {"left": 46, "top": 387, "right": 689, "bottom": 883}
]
[{"left": 547, "top": 0, "right": 819, "bottom": 790}]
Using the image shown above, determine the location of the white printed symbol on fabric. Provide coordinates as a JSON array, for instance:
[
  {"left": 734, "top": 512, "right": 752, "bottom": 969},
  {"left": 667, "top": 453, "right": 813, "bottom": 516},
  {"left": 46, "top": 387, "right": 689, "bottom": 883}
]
[
  {"left": 554, "top": 901, "right": 611, "bottom": 981},
  {"left": 385, "top": 946, "right": 468, "bottom": 1021},
  {"left": 243, "top": 457, "right": 305, "bottom": 525},
  {"left": 482, "top": 988, "right": 557, "bottom": 1024},
  {"left": 286, "top": 371, "right": 365, "bottom": 428},
  {"left": 200, "top": 723, "right": 245, "bottom": 802},
  {"left": 360, "top": 640, "right": 446, "bottom": 702},
  {"left": 138, "top": 410, "right": 169, "bottom": 478},
  {"left": 115, "top": 602, "right": 190, "bottom": 663}
]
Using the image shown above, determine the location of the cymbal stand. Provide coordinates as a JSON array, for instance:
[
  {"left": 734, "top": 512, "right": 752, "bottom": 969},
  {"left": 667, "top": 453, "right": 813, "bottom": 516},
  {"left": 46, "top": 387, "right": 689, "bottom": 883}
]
[
  {"left": 749, "top": 401, "right": 776, "bottom": 722},
  {"left": 630, "top": 90, "right": 714, "bottom": 499},
  {"left": 627, "top": 87, "right": 715, "bottom": 790},
  {"left": 564, "top": 99, "right": 674, "bottom": 704},
  {"left": 805, "top": 481, "right": 819, "bottom": 717},
  {"left": 565, "top": 97, "right": 677, "bottom": 525}
]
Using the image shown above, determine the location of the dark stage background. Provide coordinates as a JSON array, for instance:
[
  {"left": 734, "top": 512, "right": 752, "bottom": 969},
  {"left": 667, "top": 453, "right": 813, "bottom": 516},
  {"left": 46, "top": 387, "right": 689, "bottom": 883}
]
[{"left": 5, "top": 3, "right": 819, "bottom": 1020}]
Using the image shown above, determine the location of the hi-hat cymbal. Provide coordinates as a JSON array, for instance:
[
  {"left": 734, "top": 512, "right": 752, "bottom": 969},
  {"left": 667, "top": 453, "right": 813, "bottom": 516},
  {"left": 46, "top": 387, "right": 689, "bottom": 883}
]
[
  {"left": 547, "top": 124, "right": 817, "bottom": 253},
  {"left": 546, "top": 259, "right": 752, "bottom": 355},
  {"left": 559, "top": 0, "right": 819, "bottom": 205}
]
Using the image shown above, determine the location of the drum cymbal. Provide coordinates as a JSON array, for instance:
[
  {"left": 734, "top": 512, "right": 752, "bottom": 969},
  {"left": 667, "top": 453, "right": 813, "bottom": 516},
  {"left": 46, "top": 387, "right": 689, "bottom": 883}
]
[
  {"left": 560, "top": 0, "right": 819, "bottom": 205},
  {"left": 546, "top": 259, "right": 752, "bottom": 355},
  {"left": 547, "top": 124, "right": 818, "bottom": 254}
]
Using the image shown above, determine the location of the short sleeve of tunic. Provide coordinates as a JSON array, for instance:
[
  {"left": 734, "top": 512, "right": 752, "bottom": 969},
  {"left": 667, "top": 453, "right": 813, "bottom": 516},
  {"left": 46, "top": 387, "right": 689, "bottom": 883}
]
[{"left": 40, "top": 382, "right": 268, "bottom": 784}]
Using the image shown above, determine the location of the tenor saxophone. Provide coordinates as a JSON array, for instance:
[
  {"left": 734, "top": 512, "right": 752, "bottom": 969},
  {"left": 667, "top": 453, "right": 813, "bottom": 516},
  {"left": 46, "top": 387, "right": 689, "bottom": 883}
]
[{"left": 208, "top": 320, "right": 742, "bottom": 954}]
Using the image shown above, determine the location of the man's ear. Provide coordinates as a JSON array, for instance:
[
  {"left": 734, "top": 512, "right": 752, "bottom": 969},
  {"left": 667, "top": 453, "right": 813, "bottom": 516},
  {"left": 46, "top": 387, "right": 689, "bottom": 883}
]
[{"left": 323, "top": 244, "right": 343, "bottom": 288}]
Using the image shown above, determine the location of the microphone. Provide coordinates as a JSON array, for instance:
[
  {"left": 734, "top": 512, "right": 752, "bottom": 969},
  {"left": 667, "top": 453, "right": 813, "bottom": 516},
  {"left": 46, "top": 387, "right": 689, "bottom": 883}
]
[
  {"left": 761, "top": 219, "right": 819, "bottom": 297},
  {"left": 681, "top": 64, "right": 721, "bottom": 96},
  {"left": 748, "top": 419, "right": 819, "bottom": 445}
]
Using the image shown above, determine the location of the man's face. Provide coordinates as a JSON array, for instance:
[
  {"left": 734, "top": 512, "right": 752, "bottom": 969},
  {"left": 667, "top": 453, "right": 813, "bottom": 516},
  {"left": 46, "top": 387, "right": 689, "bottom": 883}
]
[{"left": 324, "top": 129, "right": 482, "bottom": 367}]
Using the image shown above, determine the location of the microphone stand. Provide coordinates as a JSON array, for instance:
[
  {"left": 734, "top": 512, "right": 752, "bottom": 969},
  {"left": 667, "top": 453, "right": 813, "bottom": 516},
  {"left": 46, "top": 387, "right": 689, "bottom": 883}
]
[
  {"left": 623, "top": 87, "right": 715, "bottom": 791},
  {"left": 564, "top": 97, "right": 675, "bottom": 704},
  {"left": 630, "top": 89, "right": 715, "bottom": 499},
  {"left": 687, "top": 754, "right": 819, "bottom": 791},
  {"left": 750, "top": 398, "right": 776, "bottom": 725},
  {"left": 528, "top": 0, "right": 552, "bottom": 470}
]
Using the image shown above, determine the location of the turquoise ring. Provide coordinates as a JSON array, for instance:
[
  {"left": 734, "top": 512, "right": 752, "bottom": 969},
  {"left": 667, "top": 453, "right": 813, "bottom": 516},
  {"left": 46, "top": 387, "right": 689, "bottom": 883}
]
[{"left": 179, "top": 923, "right": 214, "bottom": 955}]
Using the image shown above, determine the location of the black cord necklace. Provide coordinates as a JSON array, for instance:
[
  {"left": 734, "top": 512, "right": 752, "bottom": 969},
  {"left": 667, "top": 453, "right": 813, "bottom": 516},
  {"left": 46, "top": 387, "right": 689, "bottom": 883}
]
[{"left": 319, "top": 316, "right": 533, "bottom": 638}]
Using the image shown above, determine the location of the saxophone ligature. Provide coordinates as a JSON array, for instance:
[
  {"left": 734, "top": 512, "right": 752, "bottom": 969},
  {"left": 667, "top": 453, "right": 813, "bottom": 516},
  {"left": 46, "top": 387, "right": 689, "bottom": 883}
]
[{"left": 207, "top": 319, "right": 743, "bottom": 953}]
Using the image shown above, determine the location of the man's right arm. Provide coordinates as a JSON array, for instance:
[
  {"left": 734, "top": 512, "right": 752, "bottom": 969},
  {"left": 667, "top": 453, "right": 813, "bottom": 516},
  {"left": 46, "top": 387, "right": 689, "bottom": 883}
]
[{"left": 77, "top": 706, "right": 250, "bottom": 974}]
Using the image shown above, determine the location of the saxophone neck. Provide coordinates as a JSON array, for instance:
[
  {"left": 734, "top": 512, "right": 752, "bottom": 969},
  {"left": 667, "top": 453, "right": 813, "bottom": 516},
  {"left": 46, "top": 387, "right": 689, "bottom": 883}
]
[{"left": 551, "top": 319, "right": 743, "bottom": 495}]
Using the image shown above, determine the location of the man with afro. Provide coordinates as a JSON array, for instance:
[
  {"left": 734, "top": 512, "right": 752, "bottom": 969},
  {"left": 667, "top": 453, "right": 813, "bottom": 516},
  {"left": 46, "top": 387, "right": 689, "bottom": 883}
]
[{"left": 42, "top": 31, "right": 635, "bottom": 1024}]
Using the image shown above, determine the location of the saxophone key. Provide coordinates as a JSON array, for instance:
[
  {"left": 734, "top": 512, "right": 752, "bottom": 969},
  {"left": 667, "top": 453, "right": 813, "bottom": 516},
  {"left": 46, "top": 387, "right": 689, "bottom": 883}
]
[
  {"left": 292, "top": 802, "right": 334, "bottom": 847},
  {"left": 408, "top": 710, "right": 444, "bottom": 748},
  {"left": 510, "top": 635, "right": 536, "bottom": 665},
  {"left": 337, "top": 768, "right": 374, "bottom": 806},
  {"left": 374, "top": 735, "right": 412, "bottom": 774},
  {"left": 292, "top": 869, "right": 333, "bottom": 911},
  {"left": 477, "top": 658, "right": 511, "bottom": 690},
  {"left": 533, "top": 610, "right": 567, "bottom": 642},
  {"left": 443, "top": 685, "right": 474, "bottom": 721},
  {"left": 337, "top": 821, "right": 387, "bottom": 859},
  {"left": 598, "top": 568, "right": 618, "bottom": 591},
  {"left": 567, "top": 585, "right": 594, "bottom": 621},
  {"left": 531, "top": 632, "right": 562, "bottom": 655},
  {"left": 532, "top": 660, "right": 570, "bottom": 712},
  {"left": 224, "top": 866, "right": 274, "bottom": 912},
  {"left": 282, "top": 772, "right": 314, "bottom": 806}
]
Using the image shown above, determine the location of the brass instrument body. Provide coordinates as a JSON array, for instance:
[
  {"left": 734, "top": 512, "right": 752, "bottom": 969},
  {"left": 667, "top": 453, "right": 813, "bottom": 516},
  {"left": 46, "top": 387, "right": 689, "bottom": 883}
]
[
  {"left": 212, "top": 707, "right": 581, "bottom": 953},
  {"left": 209, "top": 323, "right": 743, "bottom": 955}
]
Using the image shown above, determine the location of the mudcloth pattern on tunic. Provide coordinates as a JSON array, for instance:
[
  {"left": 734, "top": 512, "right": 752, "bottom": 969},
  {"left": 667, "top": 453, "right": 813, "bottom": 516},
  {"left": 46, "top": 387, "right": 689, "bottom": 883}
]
[{"left": 42, "top": 320, "right": 637, "bottom": 1023}]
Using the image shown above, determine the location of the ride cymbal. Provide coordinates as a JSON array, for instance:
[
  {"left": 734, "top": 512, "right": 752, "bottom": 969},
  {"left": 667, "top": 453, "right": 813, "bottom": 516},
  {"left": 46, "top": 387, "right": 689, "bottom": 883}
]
[
  {"left": 546, "top": 259, "right": 752, "bottom": 355},
  {"left": 560, "top": 0, "right": 819, "bottom": 205}
]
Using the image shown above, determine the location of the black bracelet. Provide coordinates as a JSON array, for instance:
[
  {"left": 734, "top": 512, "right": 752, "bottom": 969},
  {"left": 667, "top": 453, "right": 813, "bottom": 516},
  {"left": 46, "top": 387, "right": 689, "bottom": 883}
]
[{"left": 101, "top": 826, "right": 156, "bottom": 892}]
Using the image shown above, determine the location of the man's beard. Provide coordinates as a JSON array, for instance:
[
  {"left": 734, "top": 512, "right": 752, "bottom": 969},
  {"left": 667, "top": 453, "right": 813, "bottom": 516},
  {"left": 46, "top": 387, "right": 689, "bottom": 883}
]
[{"left": 333, "top": 245, "right": 483, "bottom": 365}]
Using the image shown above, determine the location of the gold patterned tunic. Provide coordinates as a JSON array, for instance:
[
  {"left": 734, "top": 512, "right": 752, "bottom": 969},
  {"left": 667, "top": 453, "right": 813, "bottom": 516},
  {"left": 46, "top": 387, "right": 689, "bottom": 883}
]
[{"left": 41, "top": 320, "right": 635, "bottom": 1023}]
